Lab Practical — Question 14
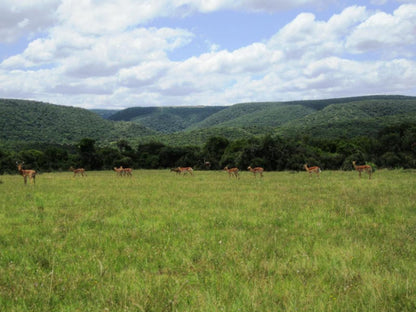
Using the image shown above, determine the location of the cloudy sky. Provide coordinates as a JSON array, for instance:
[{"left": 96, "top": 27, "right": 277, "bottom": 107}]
[{"left": 0, "top": 0, "right": 415, "bottom": 109}]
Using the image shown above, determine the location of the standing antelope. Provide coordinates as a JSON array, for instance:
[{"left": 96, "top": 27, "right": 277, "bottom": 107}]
[
  {"left": 224, "top": 167, "right": 239, "bottom": 179},
  {"left": 114, "top": 166, "right": 124, "bottom": 176},
  {"left": 170, "top": 167, "right": 181, "bottom": 174},
  {"left": 304, "top": 164, "right": 321, "bottom": 177},
  {"left": 247, "top": 166, "right": 264, "bottom": 178},
  {"left": 16, "top": 162, "right": 36, "bottom": 184},
  {"left": 122, "top": 167, "right": 133, "bottom": 176},
  {"left": 352, "top": 161, "right": 372, "bottom": 179},
  {"left": 177, "top": 167, "right": 193, "bottom": 176},
  {"left": 69, "top": 166, "right": 86, "bottom": 177}
]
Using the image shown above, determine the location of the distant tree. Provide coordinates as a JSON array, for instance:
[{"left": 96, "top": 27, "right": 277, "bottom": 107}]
[
  {"left": 117, "top": 139, "right": 132, "bottom": 153},
  {"left": 44, "top": 147, "right": 69, "bottom": 171},
  {"left": 17, "top": 149, "right": 46, "bottom": 171},
  {"left": 220, "top": 139, "right": 247, "bottom": 169},
  {"left": 137, "top": 142, "right": 166, "bottom": 168},
  {"left": 78, "top": 138, "right": 102, "bottom": 170},
  {"left": 202, "top": 136, "right": 229, "bottom": 169},
  {"left": 0, "top": 149, "right": 13, "bottom": 174},
  {"left": 98, "top": 147, "right": 122, "bottom": 169}
]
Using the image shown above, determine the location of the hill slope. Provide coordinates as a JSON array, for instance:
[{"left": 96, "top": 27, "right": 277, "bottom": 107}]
[
  {"left": 1, "top": 95, "right": 416, "bottom": 148},
  {"left": 108, "top": 106, "right": 226, "bottom": 133},
  {"left": 0, "top": 99, "right": 155, "bottom": 146},
  {"left": 278, "top": 97, "right": 416, "bottom": 138},
  {"left": 108, "top": 95, "right": 416, "bottom": 137}
]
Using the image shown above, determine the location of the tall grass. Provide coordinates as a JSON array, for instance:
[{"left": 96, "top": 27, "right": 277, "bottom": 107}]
[{"left": 0, "top": 169, "right": 415, "bottom": 311}]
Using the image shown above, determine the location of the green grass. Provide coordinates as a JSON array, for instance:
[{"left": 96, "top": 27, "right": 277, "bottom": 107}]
[{"left": 1, "top": 169, "right": 415, "bottom": 311}]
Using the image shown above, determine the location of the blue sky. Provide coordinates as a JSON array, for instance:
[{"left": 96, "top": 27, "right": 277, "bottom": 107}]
[{"left": 0, "top": 0, "right": 415, "bottom": 109}]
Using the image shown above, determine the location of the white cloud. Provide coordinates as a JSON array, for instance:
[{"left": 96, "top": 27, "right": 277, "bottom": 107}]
[
  {"left": 269, "top": 6, "right": 368, "bottom": 60},
  {"left": 0, "top": 0, "right": 60, "bottom": 43},
  {"left": 0, "top": 1, "right": 415, "bottom": 108},
  {"left": 346, "top": 4, "right": 416, "bottom": 55}
]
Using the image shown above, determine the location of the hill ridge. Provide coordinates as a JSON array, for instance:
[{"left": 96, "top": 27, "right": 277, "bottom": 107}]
[{"left": 1, "top": 95, "right": 415, "bottom": 147}]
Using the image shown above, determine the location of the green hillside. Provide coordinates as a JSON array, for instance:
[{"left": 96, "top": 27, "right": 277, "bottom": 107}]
[
  {"left": 108, "top": 106, "right": 226, "bottom": 133},
  {"left": 90, "top": 109, "right": 120, "bottom": 119},
  {"left": 279, "top": 98, "right": 416, "bottom": 138},
  {"left": 1, "top": 95, "right": 416, "bottom": 148},
  {"left": 189, "top": 102, "right": 315, "bottom": 130},
  {"left": 136, "top": 126, "right": 259, "bottom": 147},
  {"left": 189, "top": 95, "right": 415, "bottom": 130},
  {"left": 107, "top": 95, "right": 415, "bottom": 136},
  {"left": 0, "top": 99, "right": 155, "bottom": 147}
]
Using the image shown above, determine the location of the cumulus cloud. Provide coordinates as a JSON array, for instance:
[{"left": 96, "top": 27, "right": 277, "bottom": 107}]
[
  {"left": 0, "top": 0, "right": 60, "bottom": 43},
  {"left": 346, "top": 4, "right": 416, "bottom": 55},
  {"left": 0, "top": 1, "right": 415, "bottom": 108}
]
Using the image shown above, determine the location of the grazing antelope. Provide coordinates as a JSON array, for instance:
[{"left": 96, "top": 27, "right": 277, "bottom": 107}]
[
  {"left": 247, "top": 166, "right": 264, "bottom": 178},
  {"left": 114, "top": 166, "right": 124, "bottom": 176},
  {"left": 16, "top": 162, "right": 36, "bottom": 184},
  {"left": 352, "top": 161, "right": 372, "bottom": 179},
  {"left": 122, "top": 167, "right": 133, "bottom": 176},
  {"left": 224, "top": 167, "right": 239, "bottom": 179},
  {"left": 170, "top": 167, "right": 181, "bottom": 174},
  {"left": 177, "top": 167, "right": 194, "bottom": 176},
  {"left": 69, "top": 166, "right": 86, "bottom": 177},
  {"left": 304, "top": 164, "right": 321, "bottom": 177}
]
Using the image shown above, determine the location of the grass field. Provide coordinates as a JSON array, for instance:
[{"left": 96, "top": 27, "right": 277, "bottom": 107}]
[{"left": 0, "top": 169, "right": 415, "bottom": 311}]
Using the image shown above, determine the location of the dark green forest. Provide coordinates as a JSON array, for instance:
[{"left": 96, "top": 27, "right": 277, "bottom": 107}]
[{"left": 1, "top": 96, "right": 416, "bottom": 174}]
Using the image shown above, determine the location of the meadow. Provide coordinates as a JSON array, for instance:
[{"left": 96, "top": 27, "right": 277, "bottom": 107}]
[{"left": 0, "top": 169, "right": 415, "bottom": 311}]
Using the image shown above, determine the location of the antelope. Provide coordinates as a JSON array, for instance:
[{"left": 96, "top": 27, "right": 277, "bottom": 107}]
[
  {"left": 122, "top": 167, "right": 133, "bottom": 176},
  {"left": 16, "top": 162, "right": 36, "bottom": 184},
  {"left": 304, "top": 164, "right": 321, "bottom": 177},
  {"left": 69, "top": 166, "right": 86, "bottom": 177},
  {"left": 170, "top": 167, "right": 181, "bottom": 174},
  {"left": 224, "top": 167, "right": 239, "bottom": 179},
  {"left": 114, "top": 166, "right": 124, "bottom": 176},
  {"left": 352, "top": 161, "right": 372, "bottom": 179},
  {"left": 177, "top": 167, "right": 193, "bottom": 176},
  {"left": 247, "top": 166, "right": 264, "bottom": 178}
]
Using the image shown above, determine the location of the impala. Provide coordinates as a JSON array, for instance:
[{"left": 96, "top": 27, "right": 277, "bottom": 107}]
[
  {"left": 69, "top": 166, "right": 86, "bottom": 177},
  {"left": 114, "top": 166, "right": 124, "bottom": 176},
  {"left": 122, "top": 167, "right": 133, "bottom": 176},
  {"left": 16, "top": 162, "right": 36, "bottom": 184},
  {"left": 247, "top": 166, "right": 264, "bottom": 178},
  {"left": 170, "top": 167, "right": 181, "bottom": 174},
  {"left": 224, "top": 166, "right": 239, "bottom": 179},
  {"left": 177, "top": 167, "right": 193, "bottom": 176},
  {"left": 304, "top": 164, "right": 321, "bottom": 177},
  {"left": 352, "top": 161, "right": 372, "bottom": 179}
]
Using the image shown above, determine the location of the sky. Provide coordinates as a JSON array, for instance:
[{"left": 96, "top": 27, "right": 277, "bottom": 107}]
[{"left": 0, "top": 0, "right": 415, "bottom": 109}]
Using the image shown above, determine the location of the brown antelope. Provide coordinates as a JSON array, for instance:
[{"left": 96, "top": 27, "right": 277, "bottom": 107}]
[
  {"left": 114, "top": 166, "right": 124, "bottom": 176},
  {"left": 16, "top": 162, "right": 36, "bottom": 184},
  {"left": 177, "top": 167, "right": 193, "bottom": 176},
  {"left": 122, "top": 167, "right": 133, "bottom": 176},
  {"left": 304, "top": 164, "right": 321, "bottom": 177},
  {"left": 69, "top": 166, "right": 86, "bottom": 177},
  {"left": 247, "top": 166, "right": 264, "bottom": 178},
  {"left": 170, "top": 167, "right": 181, "bottom": 174},
  {"left": 352, "top": 161, "right": 372, "bottom": 179},
  {"left": 224, "top": 167, "right": 239, "bottom": 179}
]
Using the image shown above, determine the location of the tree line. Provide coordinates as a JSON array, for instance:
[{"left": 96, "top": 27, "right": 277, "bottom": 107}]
[{"left": 1, "top": 123, "right": 415, "bottom": 175}]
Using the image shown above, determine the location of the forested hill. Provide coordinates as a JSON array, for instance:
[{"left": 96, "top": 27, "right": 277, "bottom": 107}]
[
  {"left": 0, "top": 99, "right": 155, "bottom": 147},
  {"left": 108, "top": 106, "right": 226, "bottom": 133},
  {"left": 103, "top": 95, "right": 416, "bottom": 139},
  {"left": 1, "top": 95, "right": 416, "bottom": 148}
]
